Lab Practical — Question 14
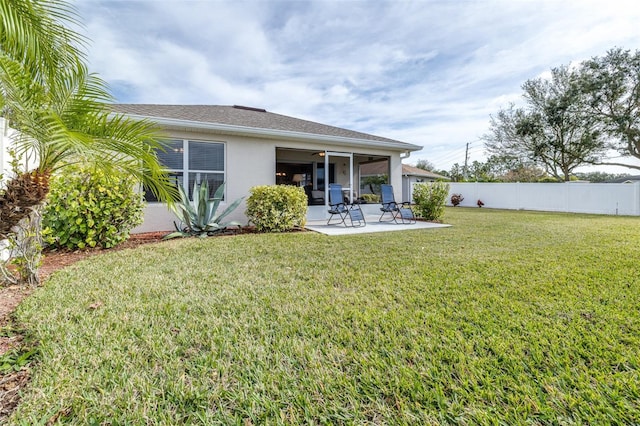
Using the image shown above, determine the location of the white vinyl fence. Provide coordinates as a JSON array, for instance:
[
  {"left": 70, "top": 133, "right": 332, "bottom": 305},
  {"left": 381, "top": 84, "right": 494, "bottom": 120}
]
[{"left": 411, "top": 182, "right": 640, "bottom": 216}]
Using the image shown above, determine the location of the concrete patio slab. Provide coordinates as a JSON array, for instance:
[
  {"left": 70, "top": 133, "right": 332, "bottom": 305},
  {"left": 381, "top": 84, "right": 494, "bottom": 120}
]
[{"left": 305, "top": 216, "right": 451, "bottom": 236}]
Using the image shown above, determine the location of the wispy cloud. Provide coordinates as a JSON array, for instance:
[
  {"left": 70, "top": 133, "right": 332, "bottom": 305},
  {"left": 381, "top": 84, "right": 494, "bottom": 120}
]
[{"left": 78, "top": 0, "right": 640, "bottom": 172}]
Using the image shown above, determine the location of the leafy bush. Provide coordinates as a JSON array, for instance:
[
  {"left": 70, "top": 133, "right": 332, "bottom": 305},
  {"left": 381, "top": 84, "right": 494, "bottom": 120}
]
[
  {"left": 538, "top": 176, "right": 561, "bottom": 183},
  {"left": 165, "top": 181, "right": 243, "bottom": 238},
  {"left": 245, "top": 185, "right": 307, "bottom": 232},
  {"left": 361, "top": 174, "right": 387, "bottom": 196},
  {"left": 42, "top": 167, "right": 144, "bottom": 249},
  {"left": 450, "top": 193, "right": 464, "bottom": 206},
  {"left": 413, "top": 181, "right": 449, "bottom": 221},
  {"left": 361, "top": 193, "right": 380, "bottom": 203}
]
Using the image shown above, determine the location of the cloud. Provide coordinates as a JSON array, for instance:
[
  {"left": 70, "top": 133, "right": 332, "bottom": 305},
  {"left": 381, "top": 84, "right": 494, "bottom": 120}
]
[{"left": 77, "top": 0, "right": 640, "bottom": 172}]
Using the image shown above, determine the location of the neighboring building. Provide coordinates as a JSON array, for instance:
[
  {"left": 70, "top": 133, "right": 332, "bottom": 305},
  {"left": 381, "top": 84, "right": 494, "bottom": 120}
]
[
  {"left": 360, "top": 161, "right": 448, "bottom": 202},
  {"left": 401, "top": 164, "right": 449, "bottom": 202},
  {"left": 606, "top": 175, "right": 640, "bottom": 184},
  {"left": 105, "top": 104, "right": 423, "bottom": 231}
]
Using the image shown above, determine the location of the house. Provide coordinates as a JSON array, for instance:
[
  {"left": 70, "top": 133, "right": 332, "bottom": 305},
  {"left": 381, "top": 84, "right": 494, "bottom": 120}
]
[
  {"left": 606, "top": 175, "right": 640, "bottom": 184},
  {"left": 106, "top": 105, "right": 423, "bottom": 232},
  {"left": 359, "top": 161, "right": 448, "bottom": 202},
  {"left": 401, "top": 164, "right": 449, "bottom": 202}
]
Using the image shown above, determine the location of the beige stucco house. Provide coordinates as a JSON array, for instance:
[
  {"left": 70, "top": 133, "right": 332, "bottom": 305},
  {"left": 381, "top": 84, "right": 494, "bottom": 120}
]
[
  {"left": 1, "top": 106, "right": 423, "bottom": 233},
  {"left": 108, "top": 104, "right": 422, "bottom": 232}
]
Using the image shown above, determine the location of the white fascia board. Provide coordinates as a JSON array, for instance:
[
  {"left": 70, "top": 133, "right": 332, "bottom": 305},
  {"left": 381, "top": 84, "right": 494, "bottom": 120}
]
[{"left": 123, "top": 114, "right": 423, "bottom": 152}]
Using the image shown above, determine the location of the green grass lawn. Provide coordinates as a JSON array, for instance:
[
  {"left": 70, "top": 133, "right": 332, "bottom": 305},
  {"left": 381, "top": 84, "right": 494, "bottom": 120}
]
[{"left": 11, "top": 208, "right": 640, "bottom": 424}]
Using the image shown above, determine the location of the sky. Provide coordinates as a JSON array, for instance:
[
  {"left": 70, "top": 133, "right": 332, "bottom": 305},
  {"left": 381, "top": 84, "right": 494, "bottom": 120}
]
[{"left": 75, "top": 0, "right": 640, "bottom": 174}]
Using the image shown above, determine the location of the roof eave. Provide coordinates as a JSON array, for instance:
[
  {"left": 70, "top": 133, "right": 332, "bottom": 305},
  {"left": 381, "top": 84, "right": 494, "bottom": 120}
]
[
  {"left": 123, "top": 114, "right": 422, "bottom": 152},
  {"left": 403, "top": 174, "right": 451, "bottom": 180}
]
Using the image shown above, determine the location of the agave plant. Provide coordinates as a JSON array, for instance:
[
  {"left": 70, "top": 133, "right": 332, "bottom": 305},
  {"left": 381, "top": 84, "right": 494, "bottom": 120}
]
[{"left": 165, "top": 181, "right": 243, "bottom": 238}]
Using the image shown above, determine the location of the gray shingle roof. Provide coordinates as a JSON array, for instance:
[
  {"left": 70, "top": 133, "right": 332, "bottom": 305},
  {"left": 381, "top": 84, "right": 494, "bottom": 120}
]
[
  {"left": 606, "top": 175, "right": 640, "bottom": 183},
  {"left": 360, "top": 162, "right": 448, "bottom": 180},
  {"left": 401, "top": 164, "right": 450, "bottom": 180},
  {"left": 110, "top": 104, "right": 420, "bottom": 149}
]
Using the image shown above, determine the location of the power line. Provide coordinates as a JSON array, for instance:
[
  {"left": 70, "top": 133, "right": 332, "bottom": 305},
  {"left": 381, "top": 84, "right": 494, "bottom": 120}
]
[
  {"left": 428, "top": 148, "right": 468, "bottom": 165},
  {"left": 425, "top": 141, "right": 487, "bottom": 171}
]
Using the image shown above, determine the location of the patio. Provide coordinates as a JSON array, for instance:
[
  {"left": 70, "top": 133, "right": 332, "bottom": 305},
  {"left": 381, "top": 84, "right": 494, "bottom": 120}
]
[{"left": 305, "top": 215, "right": 451, "bottom": 235}]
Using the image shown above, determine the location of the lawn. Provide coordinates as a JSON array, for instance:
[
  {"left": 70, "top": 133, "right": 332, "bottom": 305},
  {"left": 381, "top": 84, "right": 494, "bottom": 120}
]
[{"left": 10, "top": 208, "right": 640, "bottom": 424}]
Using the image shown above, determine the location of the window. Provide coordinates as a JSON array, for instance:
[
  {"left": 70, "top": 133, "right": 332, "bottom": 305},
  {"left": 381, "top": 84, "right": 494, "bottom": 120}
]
[{"left": 145, "top": 139, "right": 225, "bottom": 202}]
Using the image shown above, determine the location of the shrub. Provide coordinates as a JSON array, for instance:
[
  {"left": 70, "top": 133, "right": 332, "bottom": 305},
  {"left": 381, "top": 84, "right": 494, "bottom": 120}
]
[
  {"left": 361, "top": 193, "right": 380, "bottom": 203},
  {"left": 538, "top": 176, "right": 561, "bottom": 183},
  {"left": 361, "top": 174, "right": 387, "bottom": 196},
  {"left": 165, "top": 181, "right": 243, "bottom": 239},
  {"left": 450, "top": 193, "right": 464, "bottom": 206},
  {"left": 412, "top": 181, "right": 449, "bottom": 221},
  {"left": 245, "top": 185, "right": 307, "bottom": 232},
  {"left": 42, "top": 167, "right": 144, "bottom": 249}
]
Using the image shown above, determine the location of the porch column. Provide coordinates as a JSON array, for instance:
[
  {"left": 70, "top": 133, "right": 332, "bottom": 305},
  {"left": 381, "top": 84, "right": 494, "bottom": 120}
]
[{"left": 388, "top": 154, "right": 403, "bottom": 201}]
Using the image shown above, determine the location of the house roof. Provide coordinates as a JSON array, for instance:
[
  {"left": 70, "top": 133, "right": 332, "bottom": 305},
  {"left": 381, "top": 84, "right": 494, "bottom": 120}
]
[
  {"left": 605, "top": 175, "right": 640, "bottom": 183},
  {"left": 401, "top": 164, "right": 450, "bottom": 180},
  {"left": 110, "top": 104, "right": 422, "bottom": 152},
  {"left": 360, "top": 161, "right": 449, "bottom": 180}
]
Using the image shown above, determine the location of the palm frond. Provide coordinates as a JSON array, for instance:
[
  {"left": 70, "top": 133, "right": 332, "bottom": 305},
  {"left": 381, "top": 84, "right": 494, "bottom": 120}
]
[
  {"left": 1, "top": 0, "right": 177, "bottom": 210},
  {"left": 0, "top": 0, "right": 85, "bottom": 83}
]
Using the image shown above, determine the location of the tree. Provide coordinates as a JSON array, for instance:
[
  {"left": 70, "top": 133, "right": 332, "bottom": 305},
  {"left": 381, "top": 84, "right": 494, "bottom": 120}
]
[
  {"left": 481, "top": 155, "right": 549, "bottom": 182},
  {"left": 502, "top": 165, "right": 548, "bottom": 182},
  {"left": 485, "top": 154, "right": 526, "bottom": 177},
  {"left": 361, "top": 174, "right": 387, "bottom": 195},
  {"left": 414, "top": 159, "right": 435, "bottom": 171},
  {"left": 484, "top": 66, "right": 608, "bottom": 181},
  {"left": 467, "top": 160, "right": 498, "bottom": 182},
  {"left": 573, "top": 171, "right": 631, "bottom": 182},
  {"left": 448, "top": 163, "right": 465, "bottom": 182},
  {"left": 1, "top": 0, "right": 175, "bottom": 284},
  {"left": 579, "top": 48, "right": 640, "bottom": 170}
]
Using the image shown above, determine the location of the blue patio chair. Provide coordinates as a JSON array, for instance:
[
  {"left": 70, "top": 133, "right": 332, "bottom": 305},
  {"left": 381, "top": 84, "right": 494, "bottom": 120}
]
[
  {"left": 379, "top": 184, "right": 416, "bottom": 224},
  {"left": 327, "top": 184, "right": 366, "bottom": 227}
]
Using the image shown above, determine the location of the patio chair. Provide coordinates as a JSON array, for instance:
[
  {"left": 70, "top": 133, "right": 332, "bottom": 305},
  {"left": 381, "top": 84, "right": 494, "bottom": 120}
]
[
  {"left": 327, "top": 184, "right": 366, "bottom": 227},
  {"left": 304, "top": 184, "right": 325, "bottom": 205},
  {"left": 379, "top": 184, "right": 416, "bottom": 224}
]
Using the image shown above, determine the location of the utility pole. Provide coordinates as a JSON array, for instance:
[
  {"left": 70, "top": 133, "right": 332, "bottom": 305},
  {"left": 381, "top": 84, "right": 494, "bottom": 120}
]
[{"left": 463, "top": 142, "right": 469, "bottom": 180}]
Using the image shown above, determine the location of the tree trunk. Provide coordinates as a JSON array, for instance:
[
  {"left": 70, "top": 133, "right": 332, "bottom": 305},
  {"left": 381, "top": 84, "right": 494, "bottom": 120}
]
[
  {"left": 0, "top": 171, "right": 50, "bottom": 240},
  {"left": 0, "top": 171, "right": 50, "bottom": 286},
  {"left": 13, "top": 205, "right": 45, "bottom": 286},
  {"left": 0, "top": 204, "right": 45, "bottom": 286}
]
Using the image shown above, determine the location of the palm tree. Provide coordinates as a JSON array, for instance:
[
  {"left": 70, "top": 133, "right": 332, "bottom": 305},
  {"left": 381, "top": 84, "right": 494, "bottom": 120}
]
[{"left": 1, "top": 0, "right": 175, "bottom": 283}]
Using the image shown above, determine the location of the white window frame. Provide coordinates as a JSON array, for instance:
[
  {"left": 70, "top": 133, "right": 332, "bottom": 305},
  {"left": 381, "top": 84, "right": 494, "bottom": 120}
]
[{"left": 149, "top": 138, "right": 226, "bottom": 202}]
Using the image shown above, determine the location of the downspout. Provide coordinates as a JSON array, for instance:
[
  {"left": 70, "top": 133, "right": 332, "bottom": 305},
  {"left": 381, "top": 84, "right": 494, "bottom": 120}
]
[{"left": 400, "top": 151, "right": 410, "bottom": 160}]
